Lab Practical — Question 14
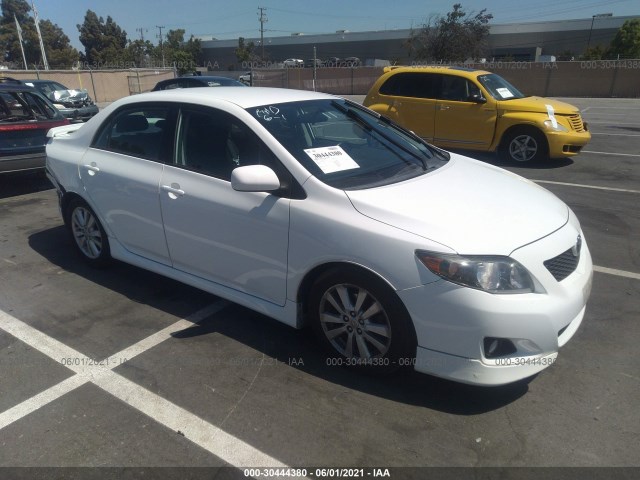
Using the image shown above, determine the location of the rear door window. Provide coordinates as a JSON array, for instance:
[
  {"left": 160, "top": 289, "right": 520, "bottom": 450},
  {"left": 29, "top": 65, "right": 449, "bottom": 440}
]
[{"left": 92, "top": 104, "right": 175, "bottom": 162}]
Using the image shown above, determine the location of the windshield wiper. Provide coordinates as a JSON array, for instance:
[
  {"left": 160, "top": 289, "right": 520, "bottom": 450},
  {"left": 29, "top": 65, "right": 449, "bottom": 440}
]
[{"left": 331, "top": 100, "right": 430, "bottom": 171}]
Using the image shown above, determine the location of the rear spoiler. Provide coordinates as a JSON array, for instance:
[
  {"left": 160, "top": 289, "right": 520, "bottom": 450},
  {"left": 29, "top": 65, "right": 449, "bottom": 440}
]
[{"left": 47, "top": 123, "right": 84, "bottom": 138}]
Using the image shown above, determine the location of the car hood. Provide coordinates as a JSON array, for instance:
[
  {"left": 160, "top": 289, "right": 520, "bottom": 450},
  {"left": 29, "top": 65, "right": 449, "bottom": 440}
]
[
  {"left": 51, "top": 89, "right": 90, "bottom": 103},
  {"left": 345, "top": 156, "right": 568, "bottom": 255},
  {"left": 498, "top": 96, "right": 580, "bottom": 115}
]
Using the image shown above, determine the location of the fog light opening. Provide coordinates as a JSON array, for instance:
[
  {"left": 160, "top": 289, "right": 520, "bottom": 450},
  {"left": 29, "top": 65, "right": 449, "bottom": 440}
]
[{"left": 483, "top": 337, "right": 517, "bottom": 359}]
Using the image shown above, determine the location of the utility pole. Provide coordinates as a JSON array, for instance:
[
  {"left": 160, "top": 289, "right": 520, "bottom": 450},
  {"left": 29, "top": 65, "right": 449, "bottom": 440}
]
[
  {"left": 587, "top": 13, "right": 612, "bottom": 51},
  {"left": 156, "top": 25, "right": 166, "bottom": 68},
  {"left": 14, "top": 15, "right": 28, "bottom": 70},
  {"left": 31, "top": 1, "right": 49, "bottom": 70},
  {"left": 258, "top": 7, "right": 267, "bottom": 61}
]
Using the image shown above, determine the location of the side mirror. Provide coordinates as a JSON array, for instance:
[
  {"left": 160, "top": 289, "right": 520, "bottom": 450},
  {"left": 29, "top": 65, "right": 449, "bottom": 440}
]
[
  {"left": 231, "top": 165, "right": 281, "bottom": 192},
  {"left": 468, "top": 94, "right": 487, "bottom": 104}
]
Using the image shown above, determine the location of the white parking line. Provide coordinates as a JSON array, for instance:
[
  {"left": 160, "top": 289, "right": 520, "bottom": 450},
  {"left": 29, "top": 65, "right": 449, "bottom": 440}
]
[
  {"left": 533, "top": 180, "right": 640, "bottom": 194},
  {"left": 581, "top": 151, "right": 640, "bottom": 157},
  {"left": 0, "top": 375, "right": 88, "bottom": 431},
  {"left": 593, "top": 266, "right": 640, "bottom": 281},
  {"left": 584, "top": 122, "right": 640, "bottom": 127},
  {"left": 0, "top": 302, "right": 293, "bottom": 470},
  {"left": 590, "top": 133, "right": 640, "bottom": 137}
]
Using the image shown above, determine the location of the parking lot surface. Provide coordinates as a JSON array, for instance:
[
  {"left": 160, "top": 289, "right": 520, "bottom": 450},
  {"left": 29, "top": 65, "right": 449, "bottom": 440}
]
[{"left": 0, "top": 97, "right": 638, "bottom": 476}]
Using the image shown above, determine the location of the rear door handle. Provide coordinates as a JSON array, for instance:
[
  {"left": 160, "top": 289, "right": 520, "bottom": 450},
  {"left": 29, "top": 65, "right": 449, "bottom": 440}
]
[
  {"left": 161, "top": 183, "right": 185, "bottom": 198},
  {"left": 83, "top": 162, "right": 100, "bottom": 175},
  {"left": 438, "top": 105, "right": 450, "bottom": 110}
]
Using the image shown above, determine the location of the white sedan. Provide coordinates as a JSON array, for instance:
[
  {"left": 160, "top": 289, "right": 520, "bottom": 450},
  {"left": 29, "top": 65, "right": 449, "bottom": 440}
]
[
  {"left": 46, "top": 88, "right": 593, "bottom": 386},
  {"left": 283, "top": 58, "right": 304, "bottom": 68}
]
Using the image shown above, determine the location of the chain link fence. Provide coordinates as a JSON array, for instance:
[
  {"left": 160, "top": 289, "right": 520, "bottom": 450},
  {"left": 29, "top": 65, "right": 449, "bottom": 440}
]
[
  {"left": 1, "top": 68, "right": 176, "bottom": 104},
  {"left": 2, "top": 62, "right": 638, "bottom": 105}
]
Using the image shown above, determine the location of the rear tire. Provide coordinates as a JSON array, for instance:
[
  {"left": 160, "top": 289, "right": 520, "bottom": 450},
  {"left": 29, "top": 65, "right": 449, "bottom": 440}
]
[
  {"left": 309, "top": 269, "right": 416, "bottom": 374},
  {"left": 65, "top": 198, "right": 111, "bottom": 267}
]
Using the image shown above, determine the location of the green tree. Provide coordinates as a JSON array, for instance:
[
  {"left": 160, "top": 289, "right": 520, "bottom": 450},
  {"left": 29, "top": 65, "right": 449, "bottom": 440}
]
[
  {"left": 0, "top": 0, "right": 78, "bottom": 68},
  {"left": 235, "top": 36, "right": 256, "bottom": 63},
  {"left": 407, "top": 3, "right": 493, "bottom": 62},
  {"left": 77, "top": 10, "right": 128, "bottom": 68},
  {"left": 607, "top": 18, "right": 640, "bottom": 59},
  {"left": 152, "top": 29, "right": 202, "bottom": 73},
  {"left": 38, "top": 19, "right": 79, "bottom": 68},
  {"left": 582, "top": 45, "right": 604, "bottom": 60},
  {"left": 125, "top": 39, "right": 155, "bottom": 68}
]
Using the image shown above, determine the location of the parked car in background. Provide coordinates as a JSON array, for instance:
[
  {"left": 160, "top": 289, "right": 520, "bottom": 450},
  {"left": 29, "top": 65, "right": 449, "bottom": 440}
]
[
  {"left": 306, "top": 58, "right": 323, "bottom": 68},
  {"left": 46, "top": 87, "right": 592, "bottom": 385},
  {"left": 152, "top": 75, "right": 246, "bottom": 91},
  {"left": 23, "top": 79, "right": 99, "bottom": 123},
  {"left": 325, "top": 57, "right": 341, "bottom": 67},
  {"left": 238, "top": 72, "right": 252, "bottom": 85},
  {"left": 283, "top": 58, "right": 304, "bottom": 68},
  {"left": 364, "top": 66, "right": 591, "bottom": 162},
  {"left": 344, "top": 57, "right": 361, "bottom": 67},
  {"left": 0, "top": 78, "right": 68, "bottom": 173}
]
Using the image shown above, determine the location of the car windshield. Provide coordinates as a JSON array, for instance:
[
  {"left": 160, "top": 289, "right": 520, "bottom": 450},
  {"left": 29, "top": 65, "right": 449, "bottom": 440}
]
[
  {"left": 477, "top": 73, "right": 526, "bottom": 101},
  {"left": 248, "top": 99, "right": 449, "bottom": 189}
]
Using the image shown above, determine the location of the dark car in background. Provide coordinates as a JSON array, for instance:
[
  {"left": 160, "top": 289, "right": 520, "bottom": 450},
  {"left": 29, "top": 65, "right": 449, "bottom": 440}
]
[
  {"left": 0, "top": 78, "right": 69, "bottom": 173},
  {"left": 23, "top": 79, "right": 99, "bottom": 123},
  {"left": 152, "top": 76, "right": 246, "bottom": 91}
]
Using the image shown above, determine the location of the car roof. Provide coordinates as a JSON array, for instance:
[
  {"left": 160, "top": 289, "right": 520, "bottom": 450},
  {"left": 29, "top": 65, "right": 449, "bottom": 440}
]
[
  {"left": 0, "top": 83, "right": 38, "bottom": 92},
  {"left": 116, "top": 87, "right": 337, "bottom": 109},
  {"left": 20, "top": 79, "right": 57, "bottom": 84},
  {"left": 382, "top": 66, "right": 492, "bottom": 77},
  {"left": 0, "top": 77, "right": 34, "bottom": 89}
]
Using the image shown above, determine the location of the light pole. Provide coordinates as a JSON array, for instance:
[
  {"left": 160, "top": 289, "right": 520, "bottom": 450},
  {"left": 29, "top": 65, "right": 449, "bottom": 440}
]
[{"left": 587, "top": 13, "right": 612, "bottom": 51}]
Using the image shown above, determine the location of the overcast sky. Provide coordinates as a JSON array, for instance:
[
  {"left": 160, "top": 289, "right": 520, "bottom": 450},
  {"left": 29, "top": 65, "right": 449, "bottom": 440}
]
[{"left": 35, "top": 0, "right": 639, "bottom": 50}]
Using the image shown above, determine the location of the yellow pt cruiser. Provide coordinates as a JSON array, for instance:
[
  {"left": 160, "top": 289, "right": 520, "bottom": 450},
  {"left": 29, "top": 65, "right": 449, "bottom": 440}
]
[{"left": 363, "top": 66, "right": 591, "bottom": 163}]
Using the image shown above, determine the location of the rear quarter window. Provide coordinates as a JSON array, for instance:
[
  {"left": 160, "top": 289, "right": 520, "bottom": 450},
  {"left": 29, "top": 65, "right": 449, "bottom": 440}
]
[
  {"left": 379, "top": 72, "right": 439, "bottom": 99},
  {"left": 0, "top": 90, "right": 58, "bottom": 121}
]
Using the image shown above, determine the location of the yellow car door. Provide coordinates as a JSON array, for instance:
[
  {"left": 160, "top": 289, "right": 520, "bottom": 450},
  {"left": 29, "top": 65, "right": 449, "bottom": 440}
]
[{"left": 434, "top": 75, "right": 497, "bottom": 151}]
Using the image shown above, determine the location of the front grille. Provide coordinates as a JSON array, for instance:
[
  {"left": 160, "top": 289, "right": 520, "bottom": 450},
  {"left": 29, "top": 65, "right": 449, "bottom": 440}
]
[
  {"left": 544, "top": 248, "right": 579, "bottom": 282},
  {"left": 567, "top": 114, "right": 585, "bottom": 132}
]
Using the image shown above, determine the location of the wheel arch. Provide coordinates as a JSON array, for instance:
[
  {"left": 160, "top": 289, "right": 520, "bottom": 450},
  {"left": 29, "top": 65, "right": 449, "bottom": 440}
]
[
  {"left": 499, "top": 124, "right": 549, "bottom": 154},
  {"left": 296, "top": 262, "right": 415, "bottom": 337},
  {"left": 60, "top": 191, "right": 87, "bottom": 227}
]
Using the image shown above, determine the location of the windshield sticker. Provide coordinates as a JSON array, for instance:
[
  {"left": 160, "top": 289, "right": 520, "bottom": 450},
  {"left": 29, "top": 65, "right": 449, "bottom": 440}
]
[
  {"left": 496, "top": 87, "right": 514, "bottom": 99},
  {"left": 546, "top": 104, "right": 558, "bottom": 128},
  {"left": 304, "top": 146, "right": 360, "bottom": 174},
  {"left": 256, "top": 106, "right": 285, "bottom": 122}
]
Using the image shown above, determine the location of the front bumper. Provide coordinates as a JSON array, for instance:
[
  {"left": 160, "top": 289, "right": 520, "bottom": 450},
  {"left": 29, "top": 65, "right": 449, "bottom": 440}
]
[
  {"left": 398, "top": 222, "right": 593, "bottom": 386},
  {"left": 546, "top": 129, "right": 591, "bottom": 158}
]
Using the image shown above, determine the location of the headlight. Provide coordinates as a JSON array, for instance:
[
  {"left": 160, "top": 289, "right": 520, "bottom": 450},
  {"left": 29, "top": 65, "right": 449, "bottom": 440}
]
[
  {"left": 543, "top": 119, "right": 569, "bottom": 132},
  {"left": 416, "top": 250, "right": 536, "bottom": 294}
]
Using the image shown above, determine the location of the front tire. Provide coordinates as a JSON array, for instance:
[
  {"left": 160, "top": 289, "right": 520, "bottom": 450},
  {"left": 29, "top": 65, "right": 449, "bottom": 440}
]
[
  {"left": 501, "top": 127, "right": 547, "bottom": 163},
  {"left": 309, "top": 269, "right": 416, "bottom": 374},
  {"left": 65, "top": 198, "right": 111, "bottom": 267}
]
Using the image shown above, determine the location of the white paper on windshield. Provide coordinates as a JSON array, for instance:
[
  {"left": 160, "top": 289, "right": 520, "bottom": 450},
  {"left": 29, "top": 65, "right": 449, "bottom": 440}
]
[
  {"left": 496, "top": 87, "right": 514, "bottom": 99},
  {"left": 304, "top": 146, "right": 359, "bottom": 174},
  {"left": 546, "top": 104, "right": 558, "bottom": 128}
]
